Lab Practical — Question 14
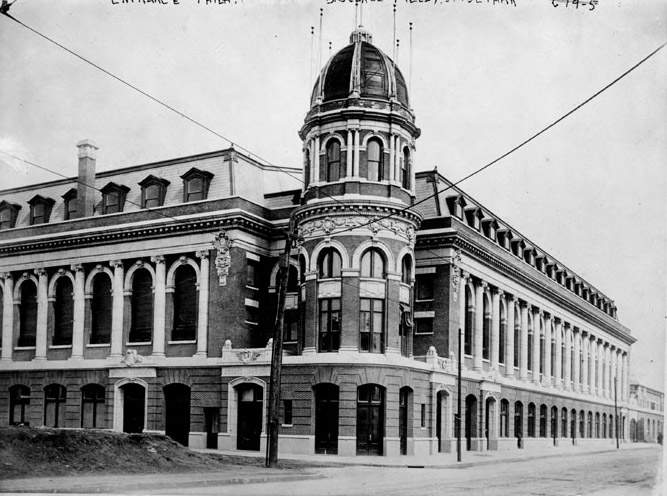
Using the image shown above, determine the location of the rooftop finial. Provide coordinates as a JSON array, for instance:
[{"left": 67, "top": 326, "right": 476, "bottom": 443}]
[{"left": 350, "top": 26, "right": 372, "bottom": 44}]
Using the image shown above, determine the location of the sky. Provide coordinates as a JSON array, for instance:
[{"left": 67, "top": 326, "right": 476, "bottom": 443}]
[{"left": 0, "top": 0, "right": 665, "bottom": 391}]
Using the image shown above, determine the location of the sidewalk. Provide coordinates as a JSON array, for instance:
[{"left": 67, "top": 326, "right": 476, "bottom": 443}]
[{"left": 0, "top": 442, "right": 658, "bottom": 494}]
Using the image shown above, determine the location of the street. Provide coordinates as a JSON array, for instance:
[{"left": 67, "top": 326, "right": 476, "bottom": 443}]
[{"left": 131, "top": 446, "right": 662, "bottom": 496}]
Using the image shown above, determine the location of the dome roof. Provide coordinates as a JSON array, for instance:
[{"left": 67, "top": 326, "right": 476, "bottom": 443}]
[{"left": 310, "top": 28, "right": 410, "bottom": 108}]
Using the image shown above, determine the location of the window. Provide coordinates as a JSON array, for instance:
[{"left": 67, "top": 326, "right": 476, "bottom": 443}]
[
  {"left": 139, "top": 175, "right": 170, "bottom": 209},
  {"left": 246, "top": 305, "right": 259, "bottom": 326},
  {"left": 172, "top": 265, "right": 197, "bottom": 342},
  {"left": 539, "top": 332, "right": 545, "bottom": 375},
  {"left": 416, "top": 274, "right": 434, "bottom": 300},
  {"left": 304, "top": 149, "right": 311, "bottom": 186},
  {"left": 587, "top": 411, "right": 593, "bottom": 438},
  {"left": 130, "top": 269, "right": 153, "bottom": 343},
  {"left": 414, "top": 317, "right": 433, "bottom": 335},
  {"left": 62, "top": 189, "right": 78, "bottom": 220},
  {"left": 326, "top": 140, "right": 341, "bottom": 182},
  {"left": 286, "top": 265, "right": 299, "bottom": 293},
  {"left": 514, "top": 308, "right": 520, "bottom": 367},
  {"left": 90, "top": 274, "right": 112, "bottom": 344},
  {"left": 401, "top": 256, "right": 412, "bottom": 285},
  {"left": 420, "top": 404, "right": 426, "bottom": 429},
  {"left": 527, "top": 332, "right": 533, "bottom": 371},
  {"left": 101, "top": 182, "right": 130, "bottom": 215},
  {"left": 464, "top": 287, "right": 473, "bottom": 356},
  {"left": 246, "top": 258, "right": 259, "bottom": 288},
  {"left": 28, "top": 195, "right": 56, "bottom": 225},
  {"left": 319, "top": 298, "right": 340, "bottom": 352},
  {"left": 539, "top": 405, "right": 547, "bottom": 437},
  {"left": 81, "top": 384, "right": 105, "bottom": 429},
  {"left": 284, "top": 309, "right": 300, "bottom": 343},
  {"left": 527, "top": 403, "right": 536, "bottom": 437},
  {"left": 282, "top": 399, "right": 293, "bottom": 426},
  {"left": 499, "top": 303, "right": 506, "bottom": 364},
  {"left": 181, "top": 168, "right": 214, "bottom": 203},
  {"left": 360, "top": 249, "right": 385, "bottom": 279},
  {"left": 360, "top": 298, "right": 384, "bottom": 353},
  {"left": 0, "top": 201, "right": 21, "bottom": 230},
  {"left": 366, "top": 139, "right": 383, "bottom": 181},
  {"left": 595, "top": 413, "right": 600, "bottom": 438},
  {"left": 9, "top": 385, "right": 30, "bottom": 426},
  {"left": 44, "top": 384, "right": 66, "bottom": 428},
  {"left": 318, "top": 248, "right": 341, "bottom": 279},
  {"left": 514, "top": 402, "right": 523, "bottom": 438},
  {"left": 53, "top": 277, "right": 74, "bottom": 346},
  {"left": 500, "top": 400, "right": 509, "bottom": 437},
  {"left": 400, "top": 147, "right": 410, "bottom": 189},
  {"left": 482, "top": 295, "right": 490, "bottom": 360},
  {"left": 18, "top": 280, "right": 38, "bottom": 347}
]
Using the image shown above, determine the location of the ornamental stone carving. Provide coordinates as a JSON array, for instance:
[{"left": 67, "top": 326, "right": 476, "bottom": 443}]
[
  {"left": 298, "top": 215, "right": 417, "bottom": 245},
  {"left": 451, "top": 248, "right": 462, "bottom": 302},
  {"left": 213, "top": 230, "right": 233, "bottom": 286}
]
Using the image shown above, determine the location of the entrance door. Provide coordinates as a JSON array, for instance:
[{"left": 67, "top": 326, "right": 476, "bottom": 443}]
[
  {"left": 204, "top": 408, "right": 219, "bottom": 449},
  {"left": 465, "top": 395, "right": 477, "bottom": 451},
  {"left": 399, "top": 388, "right": 411, "bottom": 455},
  {"left": 164, "top": 384, "right": 191, "bottom": 446},
  {"left": 357, "top": 385, "right": 384, "bottom": 456},
  {"left": 122, "top": 383, "right": 145, "bottom": 433},
  {"left": 237, "top": 384, "right": 263, "bottom": 451},
  {"left": 315, "top": 384, "right": 339, "bottom": 454}
]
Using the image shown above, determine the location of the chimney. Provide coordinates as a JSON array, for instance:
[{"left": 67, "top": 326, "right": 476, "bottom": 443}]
[{"left": 76, "top": 140, "right": 98, "bottom": 218}]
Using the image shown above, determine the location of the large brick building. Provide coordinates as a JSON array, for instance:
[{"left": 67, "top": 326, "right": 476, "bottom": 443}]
[{"left": 0, "top": 27, "right": 642, "bottom": 456}]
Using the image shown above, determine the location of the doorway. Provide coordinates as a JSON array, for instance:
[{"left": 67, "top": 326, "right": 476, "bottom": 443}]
[
  {"left": 315, "top": 384, "right": 339, "bottom": 454},
  {"left": 122, "top": 383, "right": 145, "bottom": 434},
  {"left": 357, "top": 385, "right": 384, "bottom": 456},
  {"left": 164, "top": 384, "right": 191, "bottom": 446},
  {"left": 237, "top": 384, "right": 263, "bottom": 451}
]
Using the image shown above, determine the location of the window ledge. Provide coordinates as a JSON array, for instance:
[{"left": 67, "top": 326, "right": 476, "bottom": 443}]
[
  {"left": 87, "top": 343, "right": 111, "bottom": 348},
  {"left": 14, "top": 346, "right": 36, "bottom": 351},
  {"left": 415, "top": 298, "right": 434, "bottom": 303},
  {"left": 245, "top": 321, "right": 259, "bottom": 326},
  {"left": 168, "top": 340, "right": 197, "bottom": 345},
  {"left": 414, "top": 332, "right": 434, "bottom": 336},
  {"left": 126, "top": 342, "right": 152, "bottom": 346},
  {"left": 281, "top": 424, "right": 293, "bottom": 428},
  {"left": 246, "top": 285, "right": 259, "bottom": 291},
  {"left": 49, "top": 345, "right": 72, "bottom": 349}
]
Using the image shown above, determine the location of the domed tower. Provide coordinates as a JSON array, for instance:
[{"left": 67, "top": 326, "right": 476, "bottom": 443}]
[{"left": 294, "top": 27, "right": 422, "bottom": 362}]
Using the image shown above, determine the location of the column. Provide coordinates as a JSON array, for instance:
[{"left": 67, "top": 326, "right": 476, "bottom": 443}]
[
  {"left": 70, "top": 264, "right": 85, "bottom": 360},
  {"left": 473, "top": 280, "right": 486, "bottom": 371},
  {"left": 346, "top": 129, "right": 353, "bottom": 177},
  {"left": 152, "top": 255, "right": 166, "bottom": 357},
  {"left": 459, "top": 271, "right": 470, "bottom": 359},
  {"left": 491, "top": 288, "right": 501, "bottom": 370},
  {"left": 314, "top": 134, "right": 320, "bottom": 182},
  {"left": 581, "top": 332, "right": 589, "bottom": 393},
  {"left": 34, "top": 268, "right": 48, "bottom": 360},
  {"left": 388, "top": 133, "right": 395, "bottom": 182},
  {"left": 589, "top": 336, "right": 597, "bottom": 396},
  {"left": 195, "top": 251, "right": 210, "bottom": 357},
  {"left": 353, "top": 129, "right": 360, "bottom": 178},
  {"left": 531, "top": 307, "right": 541, "bottom": 384},
  {"left": 605, "top": 344, "right": 612, "bottom": 399},
  {"left": 554, "top": 318, "right": 562, "bottom": 388},
  {"left": 109, "top": 260, "right": 124, "bottom": 358},
  {"left": 573, "top": 328, "right": 581, "bottom": 392},
  {"left": 564, "top": 322, "right": 572, "bottom": 390},
  {"left": 1, "top": 273, "right": 14, "bottom": 362},
  {"left": 505, "top": 294, "right": 515, "bottom": 377},
  {"left": 610, "top": 346, "right": 617, "bottom": 400},
  {"left": 544, "top": 313, "right": 552, "bottom": 383},
  {"left": 596, "top": 340, "right": 602, "bottom": 397},
  {"left": 519, "top": 301, "right": 528, "bottom": 380}
]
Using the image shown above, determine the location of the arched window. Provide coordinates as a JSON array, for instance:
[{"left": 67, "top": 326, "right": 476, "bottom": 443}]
[
  {"left": 319, "top": 248, "right": 342, "bottom": 279},
  {"left": 130, "top": 269, "right": 153, "bottom": 343},
  {"left": 602, "top": 413, "right": 607, "bottom": 439},
  {"left": 172, "top": 265, "right": 197, "bottom": 342},
  {"left": 514, "top": 307, "right": 520, "bottom": 367},
  {"left": 53, "top": 277, "right": 74, "bottom": 346},
  {"left": 587, "top": 411, "right": 593, "bottom": 438},
  {"left": 9, "top": 385, "right": 30, "bottom": 426},
  {"left": 401, "top": 255, "right": 412, "bottom": 285},
  {"left": 366, "top": 139, "right": 383, "bottom": 181},
  {"left": 360, "top": 249, "right": 385, "bottom": 279},
  {"left": 595, "top": 412, "right": 600, "bottom": 438},
  {"left": 304, "top": 148, "right": 311, "bottom": 186},
  {"left": 482, "top": 294, "right": 491, "bottom": 360},
  {"left": 400, "top": 147, "right": 410, "bottom": 189},
  {"left": 514, "top": 401, "right": 523, "bottom": 439},
  {"left": 286, "top": 265, "right": 299, "bottom": 293},
  {"left": 464, "top": 286, "right": 473, "bottom": 356},
  {"left": 499, "top": 301, "right": 506, "bottom": 365},
  {"left": 539, "top": 404, "right": 547, "bottom": 437},
  {"left": 579, "top": 410, "right": 585, "bottom": 438},
  {"left": 527, "top": 403, "right": 536, "bottom": 437},
  {"left": 500, "top": 399, "right": 509, "bottom": 438},
  {"left": 561, "top": 408, "right": 568, "bottom": 439},
  {"left": 326, "top": 140, "right": 341, "bottom": 182},
  {"left": 81, "top": 384, "right": 105, "bottom": 429},
  {"left": 44, "top": 384, "right": 66, "bottom": 428},
  {"left": 18, "top": 280, "right": 38, "bottom": 347},
  {"left": 90, "top": 274, "right": 112, "bottom": 345}
]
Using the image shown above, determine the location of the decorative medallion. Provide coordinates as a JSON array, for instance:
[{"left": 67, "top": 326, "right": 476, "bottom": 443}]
[{"left": 213, "top": 230, "right": 233, "bottom": 286}]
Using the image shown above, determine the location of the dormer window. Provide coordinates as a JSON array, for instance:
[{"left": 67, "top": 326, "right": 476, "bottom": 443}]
[
  {"left": 446, "top": 195, "right": 466, "bottom": 219},
  {"left": 28, "top": 195, "right": 55, "bottom": 226},
  {"left": 101, "top": 182, "right": 130, "bottom": 215},
  {"left": 523, "top": 247, "right": 536, "bottom": 266},
  {"left": 464, "top": 207, "right": 483, "bottom": 230},
  {"left": 62, "top": 189, "right": 78, "bottom": 220},
  {"left": 139, "top": 175, "right": 170, "bottom": 209},
  {"left": 181, "top": 168, "right": 213, "bottom": 203},
  {"left": 481, "top": 219, "right": 498, "bottom": 241},
  {"left": 511, "top": 239, "right": 525, "bottom": 259},
  {"left": 497, "top": 229, "right": 512, "bottom": 251},
  {"left": 0, "top": 201, "right": 21, "bottom": 230}
]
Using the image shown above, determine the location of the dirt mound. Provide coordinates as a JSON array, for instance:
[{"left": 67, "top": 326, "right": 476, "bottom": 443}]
[{"left": 0, "top": 426, "right": 265, "bottom": 479}]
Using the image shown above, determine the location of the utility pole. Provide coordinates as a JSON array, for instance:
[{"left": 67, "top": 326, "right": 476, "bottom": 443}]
[
  {"left": 265, "top": 225, "right": 298, "bottom": 468},
  {"left": 457, "top": 327, "right": 462, "bottom": 462},
  {"left": 614, "top": 376, "right": 620, "bottom": 449}
]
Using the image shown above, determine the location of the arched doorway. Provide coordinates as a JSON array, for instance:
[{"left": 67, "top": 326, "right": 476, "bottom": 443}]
[
  {"left": 237, "top": 384, "right": 263, "bottom": 451},
  {"left": 436, "top": 390, "right": 450, "bottom": 453},
  {"left": 164, "top": 384, "right": 191, "bottom": 446},
  {"left": 121, "top": 383, "right": 145, "bottom": 433},
  {"left": 465, "top": 394, "right": 477, "bottom": 451},
  {"left": 314, "top": 384, "right": 339, "bottom": 454},
  {"left": 571, "top": 409, "right": 577, "bottom": 444},
  {"left": 551, "top": 406, "right": 558, "bottom": 445},
  {"left": 514, "top": 401, "right": 524, "bottom": 449},
  {"left": 357, "top": 385, "right": 384, "bottom": 456},
  {"left": 399, "top": 387, "right": 413, "bottom": 455},
  {"left": 630, "top": 419, "right": 637, "bottom": 442},
  {"left": 485, "top": 397, "right": 496, "bottom": 450}
]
